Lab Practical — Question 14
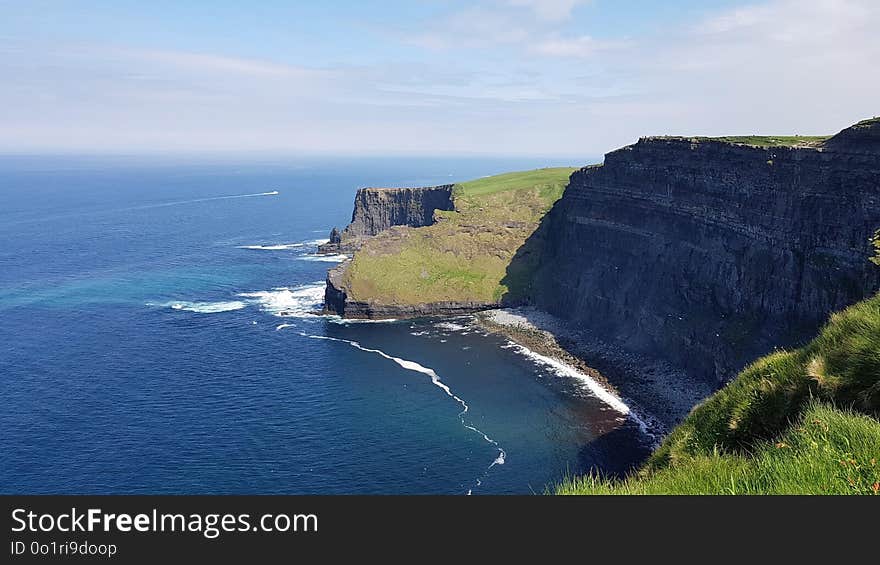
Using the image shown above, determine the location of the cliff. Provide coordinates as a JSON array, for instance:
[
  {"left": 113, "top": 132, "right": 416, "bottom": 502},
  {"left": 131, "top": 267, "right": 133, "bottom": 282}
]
[
  {"left": 529, "top": 118, "right": 880, "bottom": 384},
  {"left": 343, "top": 185, "right": 454, "bottom": 238},
  {"left": 323, "top": 169, "right": 575, "bottom": 317},
  {"left": 318, "top": 185, "right": 455, "bottom": 256},
  {"left": 558, "top": 291, "right": 880, "bottom": 494}
]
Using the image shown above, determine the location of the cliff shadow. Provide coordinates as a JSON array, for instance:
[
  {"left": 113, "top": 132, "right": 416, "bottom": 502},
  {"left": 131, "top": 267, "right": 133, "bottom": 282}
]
[
  {"left": 576, "top": 425, "right": 654, "bottom": 480},
  {"left": 496, "top": 199, "right": 717, "bottom": 430},
  {"left": 497, "top": 200, "right": 557, "bottom": 306}
]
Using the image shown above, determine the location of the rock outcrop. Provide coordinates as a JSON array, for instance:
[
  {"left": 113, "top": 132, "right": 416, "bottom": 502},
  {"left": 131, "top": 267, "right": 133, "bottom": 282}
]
[
  {"left": 343, "top": 185, "right": 454, "bottom": 238},
  {"left": 530, "top": 118, "right": 880, "bottom": 384},
  {"left": 317, "top": 185, "right": 455, "bottom": 256},
  {"left": 317, "top": 226, "right": 348, "bottom": 255}
]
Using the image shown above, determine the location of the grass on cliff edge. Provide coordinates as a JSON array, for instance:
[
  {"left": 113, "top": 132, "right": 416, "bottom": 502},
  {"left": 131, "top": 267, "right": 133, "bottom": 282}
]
[
  {"left": 558, "top": 294, "right": 880, "bottom": 495},
  {"left": 698, "top": 135, "right": 830, "bottom": 147},
  {"left": 341, "top": 167, "right": 576, "bottom": 305}
]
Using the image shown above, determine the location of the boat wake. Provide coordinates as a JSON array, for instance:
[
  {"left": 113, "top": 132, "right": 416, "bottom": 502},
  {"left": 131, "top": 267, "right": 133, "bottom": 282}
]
[
  {"left": 291, "top": 331, "right": 506, "bottom": 495},
  {"left": 130, "top": 190, "right": 280, "bottom": 211}
]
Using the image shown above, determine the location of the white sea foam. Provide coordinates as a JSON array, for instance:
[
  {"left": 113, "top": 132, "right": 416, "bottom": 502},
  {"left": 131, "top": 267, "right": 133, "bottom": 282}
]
[
  {"left": 507, "top": 340, "right": 629, "bottom": 414},
  {"left": 297, "top": 254, "right": 348, "bottom": 262},
  {"left": 158, "top": 300, "right": 248, "bottom": 313},
  {"left": 435, "top": 321, "right": 469, "bottom": 332},
  {"left": 294, "top": 331, "right": 506, "bottom": 494},
  {"left": 505, "top": 340, "right": 656, "bottom": 442},
  {"left": 275, "top": 323, "right": 295, "bottom": 331},
  {"left": 238, "top": 282, "right": 325, "bottom": 317},
  {"left": 328, "top": 317, "right": 399, "bottom": 325},
  {"left": 152, "top": 282, "right": 325, "bottom": 319}
]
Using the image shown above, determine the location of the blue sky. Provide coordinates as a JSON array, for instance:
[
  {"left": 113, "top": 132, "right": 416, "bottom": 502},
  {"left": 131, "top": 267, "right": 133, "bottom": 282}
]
[{"left": 1, "top": 0, "right": 878, "bottom": 155}]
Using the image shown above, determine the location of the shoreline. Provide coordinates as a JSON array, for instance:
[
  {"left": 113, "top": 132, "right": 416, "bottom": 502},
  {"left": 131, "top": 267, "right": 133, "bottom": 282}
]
[
  {"left": 475, "top": 309, "right": 662, "bottom": 444},
  {"left": 474, "top": 307, "right": 715, "bottom": 439}
]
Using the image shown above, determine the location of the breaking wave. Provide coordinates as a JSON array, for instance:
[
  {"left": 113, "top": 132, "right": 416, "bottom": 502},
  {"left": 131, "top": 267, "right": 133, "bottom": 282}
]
[
  {"left": 505, "top": 340, "right": 656, "bottom": 443},
  {"left": 297, "top": 254, "right": 348, "bottom": 262},
  {"left": 152, "top": 282, "right": 325, "bottom": 318},
  {"left": 237, "top": 283, "right": 325, "bottom": 317}
]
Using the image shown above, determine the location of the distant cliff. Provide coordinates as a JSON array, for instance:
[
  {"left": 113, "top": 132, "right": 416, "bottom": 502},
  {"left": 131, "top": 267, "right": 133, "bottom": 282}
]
[
  {"left": 323, "top": 169, "right": 575, "bottom": 317},
  {"left": 322, "top": 183, "right": 457, "bottom": 315},
  {"left": 531, "top": 118, "right": 880, "bottom": 384},
  {"left": 318, "top": 185, "right": 455, "bottom": 256},
  {"left": 343, "top": 185, "right": 454, "bottom": 238}
]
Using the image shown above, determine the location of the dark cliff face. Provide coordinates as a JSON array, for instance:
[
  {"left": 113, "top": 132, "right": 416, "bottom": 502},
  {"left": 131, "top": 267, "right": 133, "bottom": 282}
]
[
  {"left": 823, "top": 117, "right": 880, "bottom": 154},
  {"left": 342, "top": 185, "right": 455, "bottom": 238},
  {"left": 531, "top": 120, "right": 880, "bottom": 384}
]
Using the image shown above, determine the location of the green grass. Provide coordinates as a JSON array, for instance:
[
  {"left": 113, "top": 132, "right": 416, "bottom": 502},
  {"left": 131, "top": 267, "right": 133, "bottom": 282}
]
[
  {"left": 558, "top": 293, "right": 880, "bottom": 495},
  {"left": 558, "top": 404, "right": 880, "bottom": 494},
  {"left": 699, "top": 135, "right": 830, "bottom": 147},
  {"left": 456, "top": 167, "right": 575, "bottom": 201},
  {"left": 341, "top": 167, "right": 576, "bottom": 305}
]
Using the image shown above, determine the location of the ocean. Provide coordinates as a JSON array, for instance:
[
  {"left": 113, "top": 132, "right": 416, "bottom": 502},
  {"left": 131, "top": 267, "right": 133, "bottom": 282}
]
[{"left": 0, "top": 155, "right": 651, "bottom": 494}]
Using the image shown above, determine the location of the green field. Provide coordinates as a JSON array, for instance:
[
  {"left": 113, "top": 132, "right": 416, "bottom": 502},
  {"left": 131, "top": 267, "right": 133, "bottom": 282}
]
[
  {"left": 341, "top": 167, "right": 576, "bottom": 305},
  {"left": 455, "top": 168, "right": 575, "bottom": 201},
  {"left": 703, "top": 135, "right": 830, "bottom": 147},
  {"left": 558, "top": 294, "right": 880, "bottom": 495}
]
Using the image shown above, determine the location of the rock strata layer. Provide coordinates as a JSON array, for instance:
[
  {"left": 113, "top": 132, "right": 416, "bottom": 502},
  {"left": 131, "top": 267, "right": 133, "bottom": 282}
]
[
  {"left": 531, "top": 119, "right": 880, "bottom": 384},
  {"left": 318, "top": 185, "right": 455, "bottom": 255},
  {"left": 343, "top": 185, "right": 454, "bottom": 238}
]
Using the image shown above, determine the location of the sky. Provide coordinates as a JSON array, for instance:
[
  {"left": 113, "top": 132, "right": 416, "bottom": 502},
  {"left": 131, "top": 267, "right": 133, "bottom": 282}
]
[{"left": 1, "top": 0, "right": 878, "bottom": 156}]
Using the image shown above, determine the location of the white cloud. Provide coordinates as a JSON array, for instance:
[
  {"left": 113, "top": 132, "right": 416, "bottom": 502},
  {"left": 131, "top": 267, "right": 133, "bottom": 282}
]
[
  {"left": 1, "top": 0, "right": 878, "bottom": 156},
  {"left": 403, "top": 1, "right": 594, "bottom": 50}
]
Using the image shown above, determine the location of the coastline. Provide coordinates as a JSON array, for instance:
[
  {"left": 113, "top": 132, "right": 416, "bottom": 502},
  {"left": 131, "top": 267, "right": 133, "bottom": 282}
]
[{"left": 474, "top": 307, "right": 716, "bottom": 438}]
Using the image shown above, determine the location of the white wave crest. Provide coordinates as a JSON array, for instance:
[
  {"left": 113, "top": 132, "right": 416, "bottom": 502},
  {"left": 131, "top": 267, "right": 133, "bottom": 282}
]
[
  {"left": 297, "top": 254, "right": 348, "bottom": 262},
  {"left": 297, "top": 332, "right": 506, "bottom": 494},
  {"left": 157, "top": 300, "right": 248, "bottom": 313},
  {"left": 507, "top": 340, "right": 630, "bottom": 414},
  {"left": 237, "top": 238, "right": 330, "bottom": 251},
  {"left": 327, "top": 317, "right": 398, "bottom": 325},
  {"left": 238, "top": 283, "right": 325, "bottom": 317},
  {"left": 436, "top": 321, "right": 469, "bottom": 332}
]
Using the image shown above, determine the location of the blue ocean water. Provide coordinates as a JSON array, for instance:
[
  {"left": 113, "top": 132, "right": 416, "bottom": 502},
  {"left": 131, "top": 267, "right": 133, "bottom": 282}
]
[{"left": 0, "top": 155, "right": 651, "bottom": 494}]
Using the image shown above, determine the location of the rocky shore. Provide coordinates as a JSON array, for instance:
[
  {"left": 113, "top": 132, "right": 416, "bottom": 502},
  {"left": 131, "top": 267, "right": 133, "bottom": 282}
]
[{"left": 476, "top": 308, "right": 715, "bottom": 431}]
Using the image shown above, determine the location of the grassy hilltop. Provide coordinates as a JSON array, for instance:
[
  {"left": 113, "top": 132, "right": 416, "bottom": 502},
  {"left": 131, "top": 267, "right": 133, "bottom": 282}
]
[
  {"left": 340, "top": 167, "right": 576, "bottom": 305},
  {"left": 559, "top": 294, "right": 880, "bottom": 495}
]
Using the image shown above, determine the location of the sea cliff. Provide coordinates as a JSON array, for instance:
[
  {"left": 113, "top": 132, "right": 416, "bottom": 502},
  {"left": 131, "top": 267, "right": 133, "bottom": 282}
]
[
  {"left": 323, "top": 169, "right": 575, "bottom": 317},
  {"left": 531, "top": 118, "right": 880, "bottom": 384},
  {"left": 322, "top": 119, "right": 880, "bottom": 391},
  {"left": 318, "top": 185, "right": 454, "bottom": 256}
]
